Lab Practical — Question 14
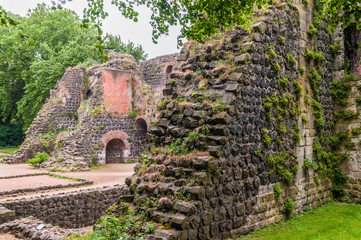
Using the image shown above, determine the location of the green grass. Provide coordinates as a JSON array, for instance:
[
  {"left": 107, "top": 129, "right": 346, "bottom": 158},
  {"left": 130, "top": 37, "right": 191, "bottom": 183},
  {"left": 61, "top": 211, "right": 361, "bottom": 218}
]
[
  {"left": 238, "top": 203, "right": 361, "bottom": 240},
  {"left": 0, "top": 147, "right": 19, "bottom": 154},
  {"left": 48, "top": 173, "right": 84, "bottom": 183},
  {"left": 0, "top": 155, "right": 6, "bottom": 159}
]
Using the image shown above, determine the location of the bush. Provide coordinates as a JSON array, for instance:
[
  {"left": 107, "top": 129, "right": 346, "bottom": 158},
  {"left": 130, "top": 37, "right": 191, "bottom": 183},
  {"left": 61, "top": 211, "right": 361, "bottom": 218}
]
[
  {"left": 284, "top": 198, "right": 295, "bottom": 215},
  {"left": 274, "top": 183, "right": 282, "bottom": 199},
  {"left": 28, "top": 152, "right": 49, "bottom": 166},
  {"left": 0, "top": 124, "right": 25, "bottom": 148}
]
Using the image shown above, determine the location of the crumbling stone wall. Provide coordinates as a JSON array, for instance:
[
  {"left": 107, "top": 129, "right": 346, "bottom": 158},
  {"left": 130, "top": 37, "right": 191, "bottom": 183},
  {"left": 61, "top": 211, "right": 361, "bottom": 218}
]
[
  {"left": 4, "top": 53, "right": 172, "bottom": 170},
  {"left": 2, "top": 68, "right": 85, "bottom": 163},
  {"left": 115, "top": 3, "right": 344, "bottom": 239},
  {"left": 141, "top": 54, "right": 179, "bottom": 119},
  {"left": 0, "top": 185, "right": 131, "bottom": 228},
  {"left": 334, "top": 75, "right": 361, "bottom": 202}
]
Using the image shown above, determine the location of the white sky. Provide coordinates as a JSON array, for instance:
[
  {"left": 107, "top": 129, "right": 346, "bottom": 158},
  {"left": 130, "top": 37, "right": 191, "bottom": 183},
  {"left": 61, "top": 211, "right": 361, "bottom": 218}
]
[{"left": 0, "top": 0, "right": 181, "bottom": 59}]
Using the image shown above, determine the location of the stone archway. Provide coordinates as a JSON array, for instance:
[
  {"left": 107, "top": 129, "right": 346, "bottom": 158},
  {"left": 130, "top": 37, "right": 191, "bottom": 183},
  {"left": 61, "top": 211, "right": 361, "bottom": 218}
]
[
  {"left": 165, "top": 65, "right": 173, "bottom": 79},
  {"left": 101, "top": 130, "right": 130, "bottom": 164},
  {"left": 106, "top": 138, "right": 125, "bottom": 163}
]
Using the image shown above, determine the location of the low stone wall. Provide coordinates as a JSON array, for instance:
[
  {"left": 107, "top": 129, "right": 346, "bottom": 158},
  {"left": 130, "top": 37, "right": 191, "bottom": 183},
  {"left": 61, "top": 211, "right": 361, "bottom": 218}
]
[
  {"left": 0, "top": 217, "right": 79, "bottom": 240},
  {"left": 1, "top": 185, "right": 132, "bottom": 228}
]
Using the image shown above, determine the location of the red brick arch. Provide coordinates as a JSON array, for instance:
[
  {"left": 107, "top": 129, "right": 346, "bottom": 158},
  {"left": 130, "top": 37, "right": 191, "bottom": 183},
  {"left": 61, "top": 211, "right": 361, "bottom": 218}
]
[{"left": 101, "top": 130, "right": 130, "bottom": 150}]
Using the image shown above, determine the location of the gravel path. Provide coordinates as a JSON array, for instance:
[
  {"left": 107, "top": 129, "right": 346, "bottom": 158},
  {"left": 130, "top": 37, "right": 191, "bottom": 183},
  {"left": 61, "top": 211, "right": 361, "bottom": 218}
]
[{"left": 0, "top": 164, "right": 46, "bottom": 177}]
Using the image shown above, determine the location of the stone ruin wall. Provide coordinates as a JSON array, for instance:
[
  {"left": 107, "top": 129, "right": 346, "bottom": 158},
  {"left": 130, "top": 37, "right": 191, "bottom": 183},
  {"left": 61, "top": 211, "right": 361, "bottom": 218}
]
[
  {"left": 141, "top": 54, "right": 179, "bottom": 120},
  {"left": 3, "top": 68, "right": 86, "bottom": 164},
  {"left": 3, "top": 1, "right": 361, "bottom": 239},
  {"left": 117, "top": 2, "right": 354, "bottom": 239},
  {"left": 3, "top": 53, "right": 177, "bottom": 170},
  {"left": 1, "top": 185, "right": 130, "bottom": 229}
]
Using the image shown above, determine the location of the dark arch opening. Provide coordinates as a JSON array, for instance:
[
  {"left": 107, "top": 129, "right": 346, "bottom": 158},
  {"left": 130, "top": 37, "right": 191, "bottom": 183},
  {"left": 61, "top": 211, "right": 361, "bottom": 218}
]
[
  {"left": 133, "top": 118, "right": 147, "bottom": 156},
  {"left": 86, "top": 89, "right": 93, "bottom": 99},
  {"left": 166, "top": 65, "right": 173, "bottom": 74},
  {"left": 134, "top": 118, "right": 147, "bottom": 133},
  {"left": 166, "top": 65, "right": 173, "bottom": 79},
  {"left": 106, "top": 138, "right": 125, "bottom": 163},
  {"left": 344, "top": 24, "right": 361, "bottom": 75}
]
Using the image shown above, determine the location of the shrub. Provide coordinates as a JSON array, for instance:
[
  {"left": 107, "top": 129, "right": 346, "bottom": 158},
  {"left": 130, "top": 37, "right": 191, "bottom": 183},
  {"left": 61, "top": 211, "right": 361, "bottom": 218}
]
[
  {"left": 284, "top": 198, "right": 295, "bottom": 215},
  {"left": 278, "top": 36, "right": 285, "bottom": 44},
  {"left": 330, "top": 41, "right": 341, "bottom": 59},
  {"left": 331, "top": 80, "right": 351, "bottom": 106},
  {"left": 28, "top": 152, "right": 49, "bottom": 166},
  {"left": 307, "top": 23, "right": 317, "bottom": 38},
  {"left": 274, "top": 183, "right": 282, "bottom": 199},
  {"left": 188, "top": 131, "right": 199, "bottom": 141},
  {"left": 286, "top": 54, "right": 297, "bottom": 67},
  {"left": 303, "top": 158, "right": 318, "bottom": 170},
  {"left": 262, "top": 134, "right": 272, "bottom": 147},
  {"left": 268, "top": 46, "right": 277, "bottom": 58},
  {"left": 356, "top": 97, "right": 361, "bottom": 105},
  {"left": 167, "top": 139, "right": 189, "bottom": 155},
  {"left": 293, "top": 80, "right": 302, "bottom": 101},
  {"left": 267, "top": 152, "right": 296, "bottom": 182},
  {"left": 279, "top": 77, "right": 288, "bottom": 88},
  {"left": 293, "top": 126, "right": 301, "bottom": 142},
  {"left": 299, "top": 65, "right": 305, "bottom": 75},
  {"left": 271, "top": 61, "right": 281, "bottom": 75}
]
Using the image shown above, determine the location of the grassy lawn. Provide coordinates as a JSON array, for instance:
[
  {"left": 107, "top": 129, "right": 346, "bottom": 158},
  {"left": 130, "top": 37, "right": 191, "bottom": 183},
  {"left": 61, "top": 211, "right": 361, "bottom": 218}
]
[
  {"left": 238, "top": 203, "right": 361, "bottom": 240},
  {"left": 0, "top": 155, "right": 6, "bottom": 159},
  {"left": 0, "top": 147, "right": 19, "bottom": 154}
]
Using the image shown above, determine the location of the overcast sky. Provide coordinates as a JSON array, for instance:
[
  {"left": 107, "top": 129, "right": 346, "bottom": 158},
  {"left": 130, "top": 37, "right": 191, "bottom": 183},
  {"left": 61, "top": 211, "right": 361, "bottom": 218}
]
[{"left": 0, "top": 0, "right": 181, "bottom": 59}]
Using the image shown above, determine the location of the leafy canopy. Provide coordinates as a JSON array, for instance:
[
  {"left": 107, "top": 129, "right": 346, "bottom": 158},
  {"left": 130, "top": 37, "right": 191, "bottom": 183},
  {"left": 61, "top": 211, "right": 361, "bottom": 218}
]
[
  {"left": 52, "top": 0, "right": 361, "bottom": 46},
  {"left": 103, "top": 34, "right": 148, "bottom": 63},
  {"left": 55, "top": 0, "right": 269, "bottom": 45}
]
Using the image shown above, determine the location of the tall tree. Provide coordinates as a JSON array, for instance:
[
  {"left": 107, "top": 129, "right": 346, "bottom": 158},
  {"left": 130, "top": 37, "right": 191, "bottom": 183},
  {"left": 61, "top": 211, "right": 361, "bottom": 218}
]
[
  {"left": 103, "top": 34, "right": 148, "bottom": 63},
  {"left": 0, "top": 4, "right": 102, "bottom": 128}
]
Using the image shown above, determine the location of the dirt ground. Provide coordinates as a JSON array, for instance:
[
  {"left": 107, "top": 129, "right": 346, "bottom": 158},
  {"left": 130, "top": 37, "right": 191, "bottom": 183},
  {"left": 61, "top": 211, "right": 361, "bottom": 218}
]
[
  {"left": 0, "top": 163, "right": 136, "bottom": 200},
  {"left": 0, "top": 233, "right": 20, "bottom": 240},
  {"left": 0, "top": 175, "right": 74, "bottom": 192}
]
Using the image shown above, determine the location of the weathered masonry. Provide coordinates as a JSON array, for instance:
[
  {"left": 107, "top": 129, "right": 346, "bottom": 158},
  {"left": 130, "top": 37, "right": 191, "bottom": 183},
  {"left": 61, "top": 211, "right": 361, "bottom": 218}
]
[
  {"left": 3, "top": 52, "right": 178, "bottom": 170},
  {"left": 110, "top": 2, "right": 361, "bottom": 240},
  {"left": 3, "top": 0, "right": 361, "bottom": 239}
]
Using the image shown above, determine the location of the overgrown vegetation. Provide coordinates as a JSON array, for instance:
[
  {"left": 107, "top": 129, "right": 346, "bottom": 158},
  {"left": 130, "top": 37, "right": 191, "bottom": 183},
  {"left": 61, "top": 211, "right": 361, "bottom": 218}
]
[
  {"left": 331, "top": 79, "right": 351, "bottom": 106},
  {"left": 28, "top": 152, "right": 50, "bottom": 166},
  {"left": 68, "top": 202, "right": 156, "bottom": 240},
  {"left": 267, "top": 152, "right": 298, "bottom": 182},
  {"left": 273, "top": 183, "right": 282, "bottom": 199}
]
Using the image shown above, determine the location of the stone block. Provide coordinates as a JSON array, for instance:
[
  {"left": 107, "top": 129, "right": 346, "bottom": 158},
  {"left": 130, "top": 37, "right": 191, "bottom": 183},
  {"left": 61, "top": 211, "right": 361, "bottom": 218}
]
[{"left": 234, "top": 54, "right": 250, "bottom": 64}]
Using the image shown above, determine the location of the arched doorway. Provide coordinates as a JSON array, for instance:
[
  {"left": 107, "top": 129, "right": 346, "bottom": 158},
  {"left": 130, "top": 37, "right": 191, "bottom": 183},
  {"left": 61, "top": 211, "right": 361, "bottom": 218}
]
[
  {"left": 165, "top": 65, "right": 173, "bottom": 79},
  {"left": 106, "top": 138, "right": 125, "bottom": 163},
  {"left": 101, "top": 130, "right": 130, "bottom": 164}
]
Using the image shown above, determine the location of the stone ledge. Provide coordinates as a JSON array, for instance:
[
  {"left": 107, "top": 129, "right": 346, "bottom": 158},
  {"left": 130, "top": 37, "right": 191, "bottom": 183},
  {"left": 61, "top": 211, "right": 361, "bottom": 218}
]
[{"left": 0, "top": 217, "right": 78, "bottom": 240}]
